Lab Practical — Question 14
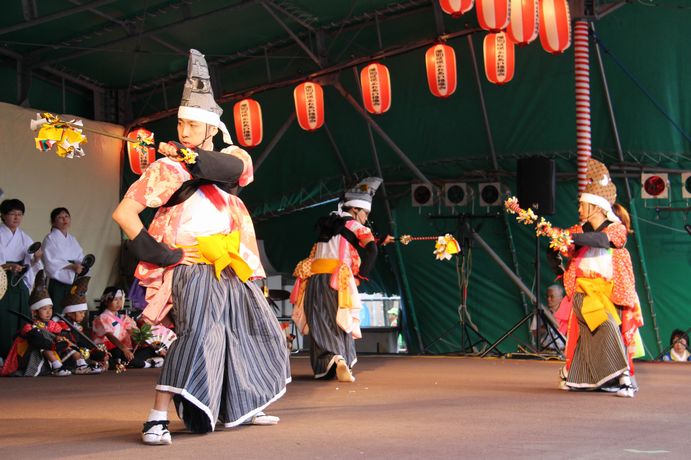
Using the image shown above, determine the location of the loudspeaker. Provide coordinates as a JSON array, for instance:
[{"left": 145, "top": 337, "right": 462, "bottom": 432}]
[
  {"left": 517, "top": 157, "right": 556, "bottom": 215},
  {"left": 443, "top": 183, "right": 470, "bottom": 206},
  {"left": 411, "top": 183, "right": 435, "bottom": 207}
]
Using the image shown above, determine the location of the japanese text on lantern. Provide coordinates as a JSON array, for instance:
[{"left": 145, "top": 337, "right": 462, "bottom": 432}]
[
  {"left": 496, "top": 34, "right": 507, "bottom": 78},
  {"left": 305, "top": 84, "right": 317, "bottom": 124},
  {"left": 240, "top": 102, "right": 251, "bottom": 143},
  {"left": 435, "top": 48, "right": 447, "bottom": 91},
  {"left": 140, "top": 151, "right": 150, "bottom": 168},
  {"left": 368, "top": 67, "right": 381, "bottom": 107}
]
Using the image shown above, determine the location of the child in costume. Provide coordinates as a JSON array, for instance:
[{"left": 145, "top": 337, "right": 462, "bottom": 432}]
[
  {"left": 92, "top": 286, "right": 161, "bottom": 370},
  {"left": 112, "top": 50, "right": 290, "bottom": 445},
  {"left": 56, "top": 276, "right": 106, "bottom": 373},
  {"left": 1, "top": 270, "right": 76, "bottom": 376}
]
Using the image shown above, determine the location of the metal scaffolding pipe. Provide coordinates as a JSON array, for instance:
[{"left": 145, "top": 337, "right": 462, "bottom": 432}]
[{"left": 333, "top": 81, "right": 435, "bottom": 190}]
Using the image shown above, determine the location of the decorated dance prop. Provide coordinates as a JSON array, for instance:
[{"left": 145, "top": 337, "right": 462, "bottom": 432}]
[
  {"left": 398, "top": 233, "right": 461, "bottom": 261},
  {"left": 31, "top": 112, "right": 87, "bottom": 158},
  {"left": 114, "top": 323, "right": 154, "bottom": 374},
  {"left": 0, "top": 269, "right": 6, "bottom": 301},
  {"left": 9, "top": 241, "right": 41, "bottom": 288},
  {"left": 52, "top": 311, "right": 108, "bottom": 361},
  {"left": 146, "top": 324, "right": 177, "bottom": 354},
  {"left": 127, "top": 128, "right": 156, "bottom": 174},
  {"left": 504, "top": 196, "right": 573, "bottom": 255},
  {"left": 30, "top": 112, "right": 157, "bottom": 159}
]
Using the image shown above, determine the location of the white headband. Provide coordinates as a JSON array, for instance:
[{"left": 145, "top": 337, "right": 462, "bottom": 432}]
[
  {"left": 579, "top": 193, "right": 620, "bottom": 223},
  {"left": 30, "top": 298, "right": 52, "bottom": 311},
  {"left": 343, "top": 199, "right": 371, "bottom": 212},
  {"left": 178, "top": 106, "right": 233, "bottom": 145},
  {"left": 63, "top": 303, "right": 88, "bottom": 314}
]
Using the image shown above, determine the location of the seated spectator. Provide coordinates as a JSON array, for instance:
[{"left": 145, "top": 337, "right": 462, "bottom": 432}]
[
  {"left": 530, "top": 284, "right": 565, "bottom": 351},
  {"left": 1, "top": 271, "right": 75, "bottom": 377},
  {"left": 56, "top": 276, "right": 106, "bottom": 374},
  {"left": 92, "top": 287, "right": 162, "bottom": 370},
  {"left": 662, "top": 329, "right": 691, "bottom": 362}
]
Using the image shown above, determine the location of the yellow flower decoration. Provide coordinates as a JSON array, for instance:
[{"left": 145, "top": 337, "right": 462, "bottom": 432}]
[
  {"left": 433, "top": 234, "right": 461, "bottom": 261},
  {"left": 177, "top": 148, "right": 198, "bottom": 165},
  {"left": 504, "top": 196, "right": 573, "bottom": 255}
]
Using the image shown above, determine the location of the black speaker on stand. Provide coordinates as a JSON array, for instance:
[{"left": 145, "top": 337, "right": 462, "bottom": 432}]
[
  {"left": 480, "top": 157, "right": 564, "bottom": 358},
  {"left": 517, "top": 157, "right": 556, "bottom": 216}
]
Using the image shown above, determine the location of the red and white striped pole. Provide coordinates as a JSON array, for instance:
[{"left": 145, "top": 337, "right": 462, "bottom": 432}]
[{"left": 574, "top": 20, "right": 591, "bottom": 192}]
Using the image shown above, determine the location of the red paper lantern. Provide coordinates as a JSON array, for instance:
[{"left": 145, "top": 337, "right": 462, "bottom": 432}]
[
  {"left": 476, "top": 0, "right": 509, "bottom": 32},
  {"left": 360, "top": 63, "right": 392, "bottom": 115},
  {"left": 233, "top": 98, "right": 263, "bottom": 147},
  {"left": 539, "top": 0, "right": 571, "bottom": 54},
  {"left": 483, "top": 32, "right": 515, "bottom": 85},
  {"left": 425, "top": 44, "right": 457, "bottom": 98},
  {"left": 126, "top": 128, "right": 155, "bottom": 175},
  {"left": 439, "top": 0, "right": 474, "bottom": 18},
  {"left": 507, "top": 0, "right": 539, "bottom": 45},
  {"left": 293, "top": 82, "right": 325, "bottom": 131}
]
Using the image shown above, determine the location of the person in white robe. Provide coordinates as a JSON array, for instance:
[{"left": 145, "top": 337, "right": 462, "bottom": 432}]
[
  {"left": 41, "top": 207, "right": 85, "bottom": 311},
  {"left": 0, "top": 199, "right": 43, "bottom": 358}
]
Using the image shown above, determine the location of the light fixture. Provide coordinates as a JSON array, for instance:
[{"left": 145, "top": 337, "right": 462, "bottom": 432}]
[
  {"left": 641, "top": 173, "right": 669, "bottom": 199},
  {"left": 412, "top": 183, "right": 435, "bottom": 207},
  {"left": 681, "top": 172, "right": 691, "bottom": 199},
  {"left": 443, "top": 183, "right": 470, "bottom": 207},
  {"left": 479, "top": 182, "right": 502, "bottom": 206}
]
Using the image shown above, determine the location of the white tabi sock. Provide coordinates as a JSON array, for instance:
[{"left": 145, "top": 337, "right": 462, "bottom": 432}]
[
  {"left": 50, "top": 360, "right": 63, "bottom": 369},
  {"left": 76, "top": 359, "right": 87, "bottom": 368},
  {"left": 147, "top": 409, "right": 168, "bottom": 422},
  {"left": 619, "top": 370, "right": 632, "bottom": 387}
]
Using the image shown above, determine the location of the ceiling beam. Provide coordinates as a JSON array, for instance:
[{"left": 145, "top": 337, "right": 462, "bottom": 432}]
[
  {"left": 67, "top": 0, "right": 186, "bottom": 55},
  {"left": 36, "top": 1, "right": 261, "bottom": 67},
  {"left": 261, "top": 1, "right": 323, "bottom": 68},
  {"left": 264, "top": 0, "right": 318, "bottom": 33},
  {"left": 129, "top": 0, "right": 431, "bottom": 96},
  {"left": 0, "top": 0, "right": 117, "bottom": 36}
]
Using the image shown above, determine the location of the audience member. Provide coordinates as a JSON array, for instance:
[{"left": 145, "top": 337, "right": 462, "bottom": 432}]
[
  {"left": 0, "top": 198, "right": 43, "bottom": 358},
  {"left": 56, "top": 276, "right": 105, "bottom": 374},
  {"left": 42, "top": 207, "right": 86, "bottom": 310},
  {"left": 1, "top": 271, "right": 73, "bottom": 377},
  {"left": 91, "top": 287, "right": 161, "bottom": 370},
  {"left": 530, "top": 284, "right": 565, "bottom": 351},
  {"left": 661, "top": 329, "right": 691, "bottom": 362}
]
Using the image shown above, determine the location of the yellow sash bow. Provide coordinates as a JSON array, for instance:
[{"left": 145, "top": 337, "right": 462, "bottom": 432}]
[
  {"left": 576, "top": 277, "right": 620, "bottom": 332},
  {"left": 194, "top": 231, "right": 253, "bottom": 282}
]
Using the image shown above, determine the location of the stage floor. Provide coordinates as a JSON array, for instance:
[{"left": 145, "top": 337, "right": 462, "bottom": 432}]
[{"left": 1, "top": 355, "right": 689, "bottom": 459}]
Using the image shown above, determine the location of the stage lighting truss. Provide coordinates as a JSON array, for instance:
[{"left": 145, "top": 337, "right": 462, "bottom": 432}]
[
  {"left": 443, "top": 182, "right": 471, "bottom": 207},
  {"left": 641, "top": 173, "right": 669, "bottom": 199},
  {"left": 682, "top": 172, "right": 691, "bottom": 199},
  {"left": 478, "top": 182, "right": 502, "bottom": 207},
  {"left": 411, "top": 183, "right": 435, "bottom": 207}
]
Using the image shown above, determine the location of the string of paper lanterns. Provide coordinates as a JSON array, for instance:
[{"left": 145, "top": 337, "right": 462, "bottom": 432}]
[{"left": 189, "top": 0, "right": 574, "bottom": 149}]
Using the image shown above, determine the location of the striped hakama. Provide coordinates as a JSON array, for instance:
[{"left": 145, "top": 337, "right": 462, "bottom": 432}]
[
  {"left": 303, "top": 274, "right": 357, "bottom": 378},
  {"left": 566, "top": 292, "right": 628, "bottom": 389},
  {"left": 157, "top": 264, "right": 290, "bottom": 432}
]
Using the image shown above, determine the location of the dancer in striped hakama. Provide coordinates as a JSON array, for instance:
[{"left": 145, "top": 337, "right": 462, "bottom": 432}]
[
  {"left": 291, "top": 178, "right": 392, "bottom": 382},
  {"left": 112, "top": 50, "right": 290, "bottom": 445},
  {"left": 556, "top": 159, "right": 637, "bottom": 398}
]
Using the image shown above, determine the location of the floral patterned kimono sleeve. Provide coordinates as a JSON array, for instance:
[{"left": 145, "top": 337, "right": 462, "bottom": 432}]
[
  {"left": 604, "top": 222, "right": 627, "bottom": 248},
  {"left": 124, "top": 158, "right": 188, "bottom": 209}
]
